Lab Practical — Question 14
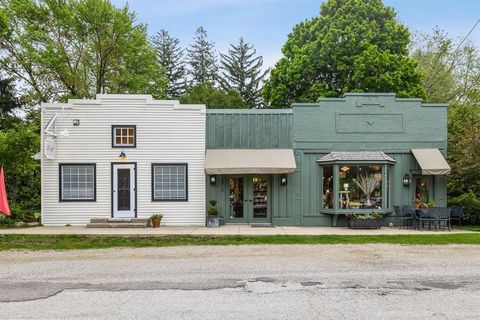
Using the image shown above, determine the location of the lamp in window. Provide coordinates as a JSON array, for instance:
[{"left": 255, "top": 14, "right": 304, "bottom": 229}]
[
  {"left": 118, "top": 151, "right": 127, "bottom": 161},
  {"left": 209, "top": 175, "right": 217, "bottom": 185},
  {"left": 403, "top": 174, "right": 411, "bottom": 186},
  {"left": 280, "top": 175, "right": 288, "bottom": 186}
]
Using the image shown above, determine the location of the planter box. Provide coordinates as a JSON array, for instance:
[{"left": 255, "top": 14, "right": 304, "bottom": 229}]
[
  {"left": 206, "top": 215, "right": 220, "bottom": 228},
  {"left": 348, "top": 219, "right": 382, "bottom": 229}
]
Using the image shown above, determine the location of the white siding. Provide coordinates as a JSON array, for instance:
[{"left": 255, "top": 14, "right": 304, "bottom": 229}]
[{"left": 41, "top": 95, "right": 206, "bottom": 226}]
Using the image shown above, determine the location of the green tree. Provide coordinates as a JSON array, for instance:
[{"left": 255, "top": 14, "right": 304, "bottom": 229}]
[
  {"left": 263, "top": 0, "right": 425, "bottom": 107},
  {"left": 0, "top": 0, "right": 167, "bottom": 103},
  {"left": 219, "top": 37, "right": 269, "bottom": 107},
  {"left": 151, "top": 29, "right": 187, "bottom": 98},
  {"left": 179, "top": 83, "right": 246, "bottom": 109},
  {"left": 0, "top": 120, "right": 40, "bottom": 220},
  {"left": 187, "top": 27, "right": 218, "bottom": 86},
  {"left": 410, "top": 28, "right": 480, "bottom": 104},
  {"left": 0, "top": 78, "right": 20, "bottom": 127}
]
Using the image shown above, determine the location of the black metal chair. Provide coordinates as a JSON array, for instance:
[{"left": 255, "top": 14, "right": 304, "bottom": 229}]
[
  {"left": 450, "top": 206, "right": 463, "bottom": 228},
  {"left": 434, "top": 207, "right": 451, "bottom": 231},
  {"left": 417, "top": 208, "right": 436, "bottom": 231},
  {"left": 394, "top": 205, "right": 413, "bottom": 229},
  {"left": 402, "top": 205, "right": 416, "bottom": 229}
]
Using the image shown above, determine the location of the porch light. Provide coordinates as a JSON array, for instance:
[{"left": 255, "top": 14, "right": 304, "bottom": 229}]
[
  {"left": 118, "top": 151, "right": 127, "bottom": 160},
  {"left": 280, "top": 175, "right": 288, "bottom": 186},
  {"left": 209, "top": 175, "right": 217, "bottom": 185},
  {"left": 340, "top": 165, "right": 350, "bottom": 172},
  {"left": 403, "top": 174, "right": 411, "bottom": 186}
]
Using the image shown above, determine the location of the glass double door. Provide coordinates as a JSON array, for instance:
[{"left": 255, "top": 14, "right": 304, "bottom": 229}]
[{"left": 227, "top": 175, "right": 270, "bottom": 224}]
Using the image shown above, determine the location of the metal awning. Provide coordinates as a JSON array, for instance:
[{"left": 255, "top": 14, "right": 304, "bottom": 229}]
[
  {"left": 205, "top": 149, "right": 296, "bottom": 174},
  {"left": 317, "top": 151, "right": 396, "bottom": 164},
  {"left": 411, "top": 149, "right": 451, "bottom": 175}
]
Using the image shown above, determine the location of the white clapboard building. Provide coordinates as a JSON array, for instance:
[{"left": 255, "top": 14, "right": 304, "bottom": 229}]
[{"left": 40, "top": 95, "right": 206, "bottom": 226}]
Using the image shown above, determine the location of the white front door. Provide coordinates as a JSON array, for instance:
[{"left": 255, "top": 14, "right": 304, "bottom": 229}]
[{"left": 113, "top": 163, "right": 136, "bottom": 218}]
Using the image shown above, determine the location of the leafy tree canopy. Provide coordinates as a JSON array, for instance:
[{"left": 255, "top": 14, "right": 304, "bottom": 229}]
[
  {"left": 0, "top": 0, "right": 167, "bottom": 104},
  {"left": 179, "top": 83, "right": 246, "bottom": 109},
  {"left": 263, "top": 0, "right": 425, "bottom": 107}
]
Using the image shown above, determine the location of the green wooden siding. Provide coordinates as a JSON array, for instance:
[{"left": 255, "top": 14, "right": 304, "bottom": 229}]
[{"left": 206, "top": 110, "right": 293, "bottom": 149}]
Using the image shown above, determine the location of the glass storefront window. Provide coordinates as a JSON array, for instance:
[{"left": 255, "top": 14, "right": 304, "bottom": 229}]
[
  {"left": 338, "top": 165, "right": 383, "bottom": 210},
  {"left": 322, "top": 166, "right": 333, "bottom": 209}
]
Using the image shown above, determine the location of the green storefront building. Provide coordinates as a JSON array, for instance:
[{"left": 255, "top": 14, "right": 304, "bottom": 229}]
[{"left": 205, "top": 93, "right": 451, "bottom": 226}]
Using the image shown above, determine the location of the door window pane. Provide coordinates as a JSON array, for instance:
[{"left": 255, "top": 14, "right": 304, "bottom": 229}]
[
  {"left": 117, "top": 168, "right": 131, "bottom": 210},
  {"left": 60, "top": 164, "right": 96, "bottom": 201},
  {"left": 252, "top": 176, "right": 268, "bottom": 218},
  {"left": 228, "top": 177, "right": 244, "bottom": 218},
  {"left": 415, "top": 177, "right": 429, "bottom": 205}
]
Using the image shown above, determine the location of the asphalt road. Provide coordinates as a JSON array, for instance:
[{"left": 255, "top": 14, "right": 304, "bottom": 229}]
[{"left": 1, "top": 244, "right": 480, "bottom": 320}]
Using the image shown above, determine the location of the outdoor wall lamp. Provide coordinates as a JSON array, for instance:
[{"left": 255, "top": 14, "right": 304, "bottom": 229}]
[
  {"left": 209, "top": 175, "right": 217, "bottom": 185},
  {"left": 403, "top": 174, "right": 411, "bottom": 186},
  {"left": 72, "top": 119, "right": 80, "bottom": 126},
  {"left": 280, "top": 175, "right": 288, "bottom": 186},
  {"left": 118, "top": 151, "right": 127, "bottom": 160}
]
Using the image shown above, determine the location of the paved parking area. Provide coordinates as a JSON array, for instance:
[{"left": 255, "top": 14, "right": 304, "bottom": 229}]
[
  {"left": 0, "top": 225, "right": 473, "bottom": 236},
  {"left": 1, "top": 244, "right": 479, "bottom": 319}
]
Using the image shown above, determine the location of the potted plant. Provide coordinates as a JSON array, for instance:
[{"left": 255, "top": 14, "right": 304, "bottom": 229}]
[
  {"left": 149, "top": 213, "right": 163, "bottom": 228},
  {"left": 347, "top": 212, "right": 383, "bottom": 229},
  {"left": 206, "top": 199, "right": 220, "bottom": 228}
]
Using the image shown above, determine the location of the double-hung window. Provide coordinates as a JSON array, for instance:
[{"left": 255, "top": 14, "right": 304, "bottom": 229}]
[
  {"left": 152, "top": 164, "right": 188, "bottom": 201},
  {"left": 112, "top": 125, "right": 136, "bottom": 148},
  {"left": 60, "top": 164, "right": 96, "bottom": 201}
]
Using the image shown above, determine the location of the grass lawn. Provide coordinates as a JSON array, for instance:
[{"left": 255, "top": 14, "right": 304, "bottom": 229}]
[{"left": 0, "top": 233, "right": 479, "bottom": 250}]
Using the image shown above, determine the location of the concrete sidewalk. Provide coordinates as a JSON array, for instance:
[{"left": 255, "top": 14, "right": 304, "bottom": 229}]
[{"left": 0, "top": 225, "right": 474, "bottom": 236}]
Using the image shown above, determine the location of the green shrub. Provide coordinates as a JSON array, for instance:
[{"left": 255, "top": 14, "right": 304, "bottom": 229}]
[{"left": 448, "top": 192, "right": 480, "bottom": 225}]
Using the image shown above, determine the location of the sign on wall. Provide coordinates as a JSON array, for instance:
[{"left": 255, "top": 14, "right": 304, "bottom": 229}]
[{"left": 44, "top": 137, "right": 56, "bottom": 159}]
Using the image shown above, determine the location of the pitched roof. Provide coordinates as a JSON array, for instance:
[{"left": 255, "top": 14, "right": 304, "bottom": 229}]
[{"left": 317, "top": 151, "right": 396, "bottom": 163}]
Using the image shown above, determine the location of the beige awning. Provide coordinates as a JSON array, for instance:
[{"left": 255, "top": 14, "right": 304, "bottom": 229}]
[
  {"left": 205, "top": 149, "right": 296, "bottom": 174},
  {"left": 411, "top": 149, "right": 451, "bottom": 175}
]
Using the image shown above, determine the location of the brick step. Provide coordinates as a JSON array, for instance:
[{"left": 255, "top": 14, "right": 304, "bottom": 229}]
[{"left": 86, "top": 222, "right": 147, "bottom": 228}]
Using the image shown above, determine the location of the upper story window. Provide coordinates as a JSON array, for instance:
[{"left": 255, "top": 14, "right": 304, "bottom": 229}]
[{"left": 112, "top": 125, "right": 136, "bottom": 148}]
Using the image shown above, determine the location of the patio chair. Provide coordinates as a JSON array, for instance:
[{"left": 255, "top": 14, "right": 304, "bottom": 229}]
[
  {"left": 417, "top": 208, "right": 436, "bottom": 231},
  {"left": 402, "top": 205, "right": 416, "bottom": 229},
  {"left": 450, "top": 206, "right": 463, "bottom": 228},
  {"left": 434, "top": 207, "right": 451, "bottom": 231},
  {"left": 394, "top": 205, "right": 413, "bottom": 229}
]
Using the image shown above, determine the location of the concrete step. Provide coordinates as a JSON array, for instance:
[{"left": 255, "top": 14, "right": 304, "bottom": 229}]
[
  {"left": 86, "top": 222, "right": 147, "bottom": 228},
  {"left": 89, "top": 218, "right": 148, "bottom": 224}
]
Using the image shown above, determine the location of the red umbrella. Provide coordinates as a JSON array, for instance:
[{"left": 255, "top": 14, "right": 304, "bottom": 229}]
[{"left": 0, "top": 165, "right": 11, "bottom": 216}]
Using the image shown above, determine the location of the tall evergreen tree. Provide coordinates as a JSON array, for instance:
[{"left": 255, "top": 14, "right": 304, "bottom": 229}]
[
  {"left": 187, "top": 27, "right": 218, "bottom": 86},
  {"left": 151, "top": 29, "right": 187, "bottom": 98},
  {"left": 219, "top": 38, "right": 268, "bottom": 107}
]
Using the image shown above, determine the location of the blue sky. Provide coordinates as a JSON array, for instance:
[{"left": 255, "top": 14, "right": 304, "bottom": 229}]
[{"left": 111, "top": 0, "right": 480, "bottom": 69}]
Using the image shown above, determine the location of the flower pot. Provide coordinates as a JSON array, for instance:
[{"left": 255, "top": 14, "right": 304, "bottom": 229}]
[
  {"left": 152, "top": 218, "right": 161, "bottom": 228},
  {"left": 207, "top": 215, "right": 220, "bottom": 228},
  {"left": 348, "top": 219, "right": 382, "bottom": 229}
]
